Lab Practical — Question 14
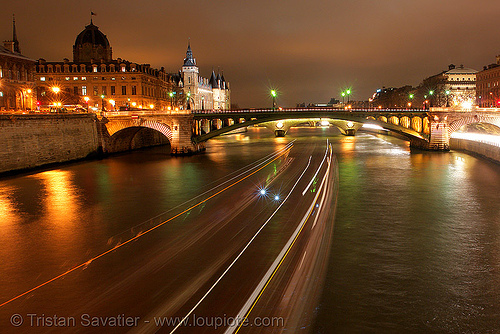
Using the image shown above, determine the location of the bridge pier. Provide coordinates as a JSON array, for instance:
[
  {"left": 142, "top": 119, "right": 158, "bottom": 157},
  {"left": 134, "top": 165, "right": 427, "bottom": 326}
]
[
  {"left": 426, "top": 112, "right": 451, "bottom": 150},
  {"left": 169, "top": 114, "right": 205, "bottom": 155},
  {"left": 275, "top": 129, "right": 286, "bottom": 137},
  {"left": 329, "top": 120, "right": 363, "bottom": 136}
]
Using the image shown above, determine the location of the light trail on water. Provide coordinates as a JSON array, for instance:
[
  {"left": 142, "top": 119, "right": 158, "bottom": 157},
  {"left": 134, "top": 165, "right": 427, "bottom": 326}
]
[{"left": 0, "top": 144, "right": 294, "bottom": 309}]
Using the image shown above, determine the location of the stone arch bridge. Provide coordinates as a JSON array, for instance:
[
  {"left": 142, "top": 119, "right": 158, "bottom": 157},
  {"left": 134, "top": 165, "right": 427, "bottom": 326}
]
[{"left": 99, "top": 108, "right": 500, "bottom": 154}]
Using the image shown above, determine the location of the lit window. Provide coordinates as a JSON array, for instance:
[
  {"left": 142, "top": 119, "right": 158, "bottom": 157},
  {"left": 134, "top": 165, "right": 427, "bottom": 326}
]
[
  {"left": 81, "top": 77, "right": 86, "bottom": 80},
  {"left": 93, "top": 67, "right": 98, "bottom": 73},
  {"left": 111, "top": 77, "right": 115, "bottom": 80},
  {"left": 73, "top": 77, "right": 78, "bottom": 80},
  {"left": 65, "top": 77, "right": 70, "bottom": 80},
  {"left": 0, "top": 92, "right": 3, "bottom": 97},
  {"left": 121, "top": 67, "right": 126, "bottom": 72},
  {"left": 82, "top": 86, "right": 87, "bottom": 95},
  {"left": 40, "top": 77, "right": 46, "bottom": 81}
]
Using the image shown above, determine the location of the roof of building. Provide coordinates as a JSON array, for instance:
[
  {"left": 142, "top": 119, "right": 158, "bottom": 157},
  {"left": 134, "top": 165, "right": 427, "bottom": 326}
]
[
  {"left": 209, "top": 70, "right": 218, "bottom": 88},
  {"left": 183, "top": 43, "right": 196, "bottom": 66},
  {"left": 445, "top": 65, "right": 477, "bottom": 75},
  {"left": 0, "top": 44, "right": 34, "bottom": 62},
  {"left": 74, "top": 22, "right": 110, "bottom": 48}
]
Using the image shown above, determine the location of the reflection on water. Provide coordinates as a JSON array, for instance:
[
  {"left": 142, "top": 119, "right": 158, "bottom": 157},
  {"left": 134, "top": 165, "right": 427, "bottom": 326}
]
[
  {"left": 0, "top": 127, "right": 499, "bottom": 333},
  {"left": 35, "top": 170, "right": 80, "bottom": 227},
  {"left": 0, "top": 186, "right": 20, "bottom": 227}
]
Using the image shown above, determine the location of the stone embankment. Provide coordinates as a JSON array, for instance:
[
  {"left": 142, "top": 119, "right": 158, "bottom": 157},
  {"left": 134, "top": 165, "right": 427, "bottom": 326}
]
[
  {"left": 450, "top": 138, "right": 500, "bottom": 164},
  {"left": 0, "top": 114, "right": 100, "bottom": 174}
]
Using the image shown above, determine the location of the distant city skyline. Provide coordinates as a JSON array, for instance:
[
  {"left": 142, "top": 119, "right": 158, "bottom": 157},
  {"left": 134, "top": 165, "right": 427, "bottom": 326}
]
[{"left": 2, "top": 0, "right": 500, "bottom": 108}]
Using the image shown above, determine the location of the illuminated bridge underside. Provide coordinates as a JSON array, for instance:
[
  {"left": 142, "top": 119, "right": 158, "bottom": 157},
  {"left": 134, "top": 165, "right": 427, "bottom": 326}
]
[{"left": 193, "top": 111, "right": 429, "bottom": 143}]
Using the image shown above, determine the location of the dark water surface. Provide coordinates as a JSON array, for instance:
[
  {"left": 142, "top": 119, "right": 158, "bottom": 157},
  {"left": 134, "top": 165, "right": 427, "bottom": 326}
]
[{"left": 1, "top": 127, "right": 500, "bottom": 333}]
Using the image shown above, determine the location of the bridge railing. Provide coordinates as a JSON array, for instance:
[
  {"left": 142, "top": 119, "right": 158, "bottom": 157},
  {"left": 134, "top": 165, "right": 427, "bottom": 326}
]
[{"left": 192, "top": 108, "right": 428, "bottom": 114}]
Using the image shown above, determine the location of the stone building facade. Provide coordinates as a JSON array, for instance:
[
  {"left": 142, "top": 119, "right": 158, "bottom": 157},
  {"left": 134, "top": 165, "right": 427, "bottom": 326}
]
[
  {"left": 476, "top": 55, "right": 500, "bottom": 108},
  {"left": 35, "top": 20, "right": 230, "bottom": 112},
  {"left": 35, "top": 20, "right": 177, "bottom": 111},
  {"left": 421, "top": 64, "right": 477, "bottom": 108},
  {"left": 0, "top": 16, "right": 36, "bottom": 111},
  {"left": 179, "top": 43, "right": 230, "bottom": 110}
]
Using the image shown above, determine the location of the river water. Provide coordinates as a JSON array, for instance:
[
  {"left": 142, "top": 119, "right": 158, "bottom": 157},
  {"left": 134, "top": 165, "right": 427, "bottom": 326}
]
[{"left": 1, "top": 127, "right": 500, "bottom": 333}]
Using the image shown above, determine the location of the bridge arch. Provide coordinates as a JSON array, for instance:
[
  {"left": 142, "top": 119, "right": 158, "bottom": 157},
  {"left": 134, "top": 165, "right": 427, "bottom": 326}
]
[
  {"left": 105, "top": 120, "right": 172, "bottom": 142},
  {"left": 107, "top": 126, "right": 171, "bottom": 153},
  {"left": 448, "top": 114, "right": 500, "bottom": 134},
  {"left": 455, "top": 122, "right": 500, "bottom": 135},
  {"left": 193, "top": 112, "right": 427, "bottom": 144},
  {"left": 104, "top": 120, "right": 172, "bottom": 153}
]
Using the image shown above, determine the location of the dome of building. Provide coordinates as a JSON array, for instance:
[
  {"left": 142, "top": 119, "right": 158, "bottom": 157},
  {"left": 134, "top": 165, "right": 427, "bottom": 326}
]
[
  {"left": 74, "top": 23, "right": 110, "bottom": 49},
  {"left": 73, "top": 21, "right": 112, "bottom": 63}
]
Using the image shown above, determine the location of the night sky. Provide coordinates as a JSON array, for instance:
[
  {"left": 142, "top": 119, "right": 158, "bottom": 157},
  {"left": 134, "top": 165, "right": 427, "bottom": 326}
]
[{"left": 3, "top": 0, "right": 500, "bottom": 108}]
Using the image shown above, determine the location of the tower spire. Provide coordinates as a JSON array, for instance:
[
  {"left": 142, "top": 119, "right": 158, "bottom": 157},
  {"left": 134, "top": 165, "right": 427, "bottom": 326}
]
[
  {"left": 12, "top": 14, "right": 20, "bottom": 53},
  {"left": 183, "top": 39, "right": 196, "bottom": 66}
]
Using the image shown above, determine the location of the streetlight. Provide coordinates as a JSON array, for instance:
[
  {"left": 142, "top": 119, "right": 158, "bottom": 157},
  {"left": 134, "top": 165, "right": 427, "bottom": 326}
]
[
  {"left": 270, "top": 90, "right": 277, "bottom": 110},
  {"left": 429, "top": 90, "right": 434, "bottom": 107},
  {"left": 100, "top": 94, "right": 105, "bottom": 111},
  {"left": 408, "top": 93, "right": 414, "bottom": 109},
  {"left": 341, "top": 91, "right": 345, "bottom": 105},
  {"left": 169, "top": 91, "right": 176, "bottom": 108},
  {"left": 445, "top": 90, "right": 450, "bottom": 107},
  {"left": 83, "top": 96, "right": 90, "bottom": 112},
  {"left": 186, "top": 91, "right": 191, "bottom": 110},
  {"left": 346, "top": 89, "right": 351, "bottom": 104},
  {"left": 109, "top": 99, "right": 116, "bottom": 111}
]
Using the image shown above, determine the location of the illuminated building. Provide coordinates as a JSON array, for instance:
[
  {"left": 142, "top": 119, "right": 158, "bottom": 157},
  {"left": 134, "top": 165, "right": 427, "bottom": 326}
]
[
  {"left": 421, "top": 64, "right": 477, "bottom": 108},
  {"left": 35, "top": 19, "right": 178, "bottom": 111},
  {"left": 476, "top": 55, "right": 500, "bottom": 108},
  {"left": 178, "top": 43, "right": 230, "bottom": 110},
  {"left": 0, "top": 15, "right": 36, "bottom": 111},
  {"left": 34, "top": 19, "right": 230, "bottom": 112}
]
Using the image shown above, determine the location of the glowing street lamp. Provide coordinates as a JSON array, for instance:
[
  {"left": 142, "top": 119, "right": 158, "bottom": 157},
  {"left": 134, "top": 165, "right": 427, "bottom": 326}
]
[
  {"left": 109, "top": 99, "right": 116, "bottom": 111},
  {"left": 19, "top": 88, "right": 33, "bottom": 111},
  {"left": 100, "top": 94, "right": 105, "bottom": 111},
  {"left": 341, "top": 91, "right": 345, "bottom": 104},
  {"left": 346, "top": 89, "right": 351, "bottom": 104},
  {"left": 51, "top": 86, "right": 61, "bottom": 94},
  {"left": 169, "top": 91, "right": 175, "bottom": 107},
  {"left": 429, "top": 90, "right": 434, "bottom": 108},
  {"left": 270, "top": 90, "right": 277, "bottom": 110},
  {"left": 445, "top": 90, "right": 451, "bottom": 107},
  {"left": 83, "top": 96, "right": 90, "bottom": 112},
  {"left": 407, "top": 93, "right": 414, "bottom": 109}
]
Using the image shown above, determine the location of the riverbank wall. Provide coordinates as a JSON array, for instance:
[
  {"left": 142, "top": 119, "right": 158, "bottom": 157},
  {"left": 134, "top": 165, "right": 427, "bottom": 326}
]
[
  {"left": 450, "top": 138, "right": 500, "bottom": 164},
  {"left": 0, "top": 114, "right": 100, "bottom": 174}
]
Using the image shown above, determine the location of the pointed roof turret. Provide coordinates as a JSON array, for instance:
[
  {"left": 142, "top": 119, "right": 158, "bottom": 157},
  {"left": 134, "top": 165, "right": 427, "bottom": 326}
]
[
  {"left": 209, "top": 70, "right": 218, "bottom": 88},
  {"left": 183, "top": 40, "right": 196, "bottom": 66},
  {"left": 221, "top": 71, "right": 227, "bottom": 89}
]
